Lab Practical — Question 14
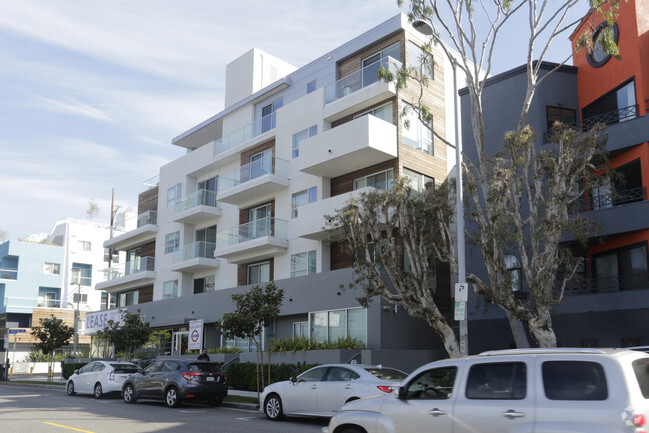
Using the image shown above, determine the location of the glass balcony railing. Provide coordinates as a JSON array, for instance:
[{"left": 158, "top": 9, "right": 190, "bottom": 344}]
[
  {"left": 173, "top": 241, "right": 217, "bottom": 263},
  {"left": 325, "top": 56, "right": 402, "bottom": 104},
  {"left": 2, "top": 296, "right": 61, "bottom": 309},
  {"left": 109, "top": 210, "right": 157, "bottom": 237},
  {"left": 216, "top": 217, "right": 288, "bottom": 248},
  {"left": 174, "top": 189, "right": 220, "bottom": 214},
  {"left": 218, "top": 156, "right": 289, "bottom": 193},
  {"left": 143, "top": 174, "right": 159, "bottom": 188},
  {"left": 213, "top": 111, "right": 278, "bottom": 157},
  {"left": 102, "top": 256, "right": 155, "bottom": 281},
  {"left": 0, "top": 268, "right": 18, "bottom": 280}
]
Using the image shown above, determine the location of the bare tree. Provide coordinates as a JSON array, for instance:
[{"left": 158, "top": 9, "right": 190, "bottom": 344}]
[
  {"left": 86, "top": 199, "right": 100, "bottom": 220},
  {"left": 0, "top": 230, "right": 8, "bottom": 242}
]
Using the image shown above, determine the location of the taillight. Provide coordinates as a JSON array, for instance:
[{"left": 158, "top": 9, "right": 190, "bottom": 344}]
[
  {"left": 108, "top": 371, "right": 114, "bottom": 381},
  {"left": 634, "top": 414, "right": 646, "bottom": 426},
  {"left": 182, "top": 372, "right": 201, "bottom": 381},
  {"left": 377, "top": 385, "right": 394, "bottom": 393}
]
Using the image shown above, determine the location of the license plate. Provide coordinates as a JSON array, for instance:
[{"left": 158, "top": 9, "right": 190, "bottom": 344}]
[{"left": 206, "top": 376, "right": 214, "bottom": 382}]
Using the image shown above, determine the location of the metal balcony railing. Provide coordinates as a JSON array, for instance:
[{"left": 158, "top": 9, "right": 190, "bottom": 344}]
[
  {"left": 562, "top": 272, "right": 649, "bottom": 295},
  {"left": 582, "top": 104, "right": 638, "bottom": 130},
  {"left": 578, "top": 186, "right": 645, "bottom": 212}
]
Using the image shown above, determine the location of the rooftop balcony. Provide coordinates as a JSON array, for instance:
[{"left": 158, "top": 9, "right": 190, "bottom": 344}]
[
  {"left": 212, "top": 112, "right": 278, "bottom": 162},
  {"left": 173, "top": 189, "right": 221, "bottom": 224},
  {"left": 297, "top": 115, "right": 397, "bottom": 178},
  {"left": 104, "top": 211, "right": 158, "bottom": 251},
  {"left": 96, "top": 257, "right": 156, "bottom": 293},
  {"left": 1, "top": 296, "right": 62, "bottom": 314},
  {"left": 170, "top": 241, "right": 220, "bottom": 272},
  {"left": 323, "top": 56, "right": 400, "bottom": 123},
  {"left": 215, "top": 217, "right": 288, "bottom": 264},
  {"left": 295, "top": 188, "right": 373, "bottom": 240},
  {"left": 217, "top": 156, "right": 289, "bottom": 205}
]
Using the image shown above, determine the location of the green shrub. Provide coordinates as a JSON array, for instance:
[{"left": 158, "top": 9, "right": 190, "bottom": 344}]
[
  {"left": 61, "top": 362, "right": 86, "bottom": 380},
  {"left": 225, "top": 362, "right": 318, "bottom": 391},
  {"left": 269, "top": 336, "right": 365, "bottom": 353}
]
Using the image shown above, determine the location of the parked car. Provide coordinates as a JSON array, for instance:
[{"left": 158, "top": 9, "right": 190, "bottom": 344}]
[
  {"left": 326, "top": 348, "right": 649, "bottom": 433},
  {"left": 66, "top": 360, "right": 139, "bottom": 399},
  {"left": 260, "top": 363, "right": 407, "bottom": 420},
  {"left": 121, "top": 359, "right": 227, "bottom": 408}
]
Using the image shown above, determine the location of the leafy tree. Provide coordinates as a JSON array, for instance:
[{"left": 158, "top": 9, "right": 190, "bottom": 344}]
[
  {"left": 220, "top": 283, "right": 284, "bottom": 398},
  {"left": 86, "top": 199, "right": 100, "bottom": 220},
  {"left": 96, "top": 309, "right": 152, "bottom": 359},
  {"left": 31, "top": 315, "right": 74, "bottom": 381}
]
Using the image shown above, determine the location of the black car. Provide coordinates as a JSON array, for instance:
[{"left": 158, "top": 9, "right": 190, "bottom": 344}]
[{"left": 122, "top": 359, "right": 227, "bottom": 408}]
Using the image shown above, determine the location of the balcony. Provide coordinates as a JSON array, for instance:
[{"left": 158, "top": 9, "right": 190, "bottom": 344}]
[
  {"left": 173, "top": 189, "right": 221, "bottom": 224},
  {"left": 323, "top": 56, "right": 400, "bottom": 123},
  {"left": 170, "top": 241, "right": 220, "bottom": 272},
  {"left": 96, "top": 257, "right": 156, "bottom": 293},
  {"left": 579, "top": 186, "right": 646, "bottom": 212},
  {"left": 104, "top": 210, "right": 158, "bottom": 251},
  {"left": 1, "top": 296, "right": 61, "bottom": 314},
  {"left": 297, "top": 115, "right": 397, "bottom": 178},
  {"left": 215, "top": 217, "right": 288, "bottom": 264},
  {"left": 213, "top": 112, "right": 278, "bottom": 161},
  {"left": 217, "top": 156, "right": 289, "bottom": 205},
  {"left": 0, "top": 268, "right": 17, "bottom": 280},
  {"left": 564, "top": 272, "right": 649, "bottom": 295},
  {"left": 295, "top": 188, "right": 373, "bottom": 240}
]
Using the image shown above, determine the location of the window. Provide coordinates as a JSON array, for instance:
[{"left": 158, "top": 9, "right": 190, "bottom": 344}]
[
  {"left": 248, "top": 204, "right": 272, "bottom": 239},
  {"left": 546, "top": 106, "right": 576, "bottom": 131},
  {"left": 587, "top": 22, "right": 619, "bottom": 68},
  {"left": 326, "top": 367, "right": 360, "bottom": 382},
  {"left": 354, "top": 102, "right": 393, "bottom": 124},
  {"left": 103, "top": 248, "right": 119, "bottom": 263},
  {"left": 466, "top": 362, "right": 527, "bottom": 400},
  {"left": 291, "top": 187, "right": 317, "bottom": 218},
  {"left": 582, "top": 79, "right": 636, "bottom": 128},
  {"left": 79, "top": 241, "right": 91, "bottom": 251},
  {"left": 307, "top": 80, "right": 316, "bottom": 94},
  {"left": 291, "top": 251, "right": 316, "bottom": 277},
  {"left": 407, "top": 41, "right": 434, "bottom": 79},
  {"left": 362, "top": 42, "right": 400, "bottom": 87},
  {"left": 292, "top": 125, "right": 317, "bottom": 158},
  {"left": 261, "top": 98, "right": 283, "bottom": 133},
  {"left": 163, "top": 280, "right": 178, "bottom": 299},
  {"left": 101, "top": 292, "right": 116, "bottom": 310},
  {"left": 247, "top": 261, "right": 271, "bottom": 284},
  {"left": 505, "top": 255, "right": 522, "bottom": 292},
  {"left": 165, "top": 232, "right": 180, "bottom": 254},
  {"left": 250, "top": 148, "right": 273, "bottom": 179},
  {"left": 309, "top": 307, "right": 366, "bottom": 344},
  {"left": 167, "top": 183, "right": 182, "bottom": 208},
  {"left": 293, "top": 321, "right": 308, "bottom": 338},
  {"left": 194, "top": 274, "right": 215, "bottom": 294},
  {"left": 118, "top": 290, "right": 139, "bottom": 307},
  {"left": 542, "top": 361, "right": 607, "bottom": 400},
  {"left": 404, "top": 367, "right": 457, "bottom": 399},
  {"left": 198, "top": 176, "right": 218, "bottom": 206},
  {"left": 73, "top": 293, "right": 88, "bottom": 304},
  {"left": 71, "top": 263, "right": 92, "bottom": 286},
  {"left": 403, "top": 168, "right": 434, "bottom": 194},
  {"left": 354, "top": 168, "right": 394, "bottom": 191},
  {"left": 593, "top": 242, "right": 648, "bottom": 292},
  {"left": 195, "top": 225, "right": 217, "bottom": 258},
  {"left": 43, "top": 262, "right": 60, "bottom": 275},
  {"left": 402, "top": 101, "right": 433, "bottom": 154},
  {"left": 298, "top": 367, "right": 329, "bottom": 382}
]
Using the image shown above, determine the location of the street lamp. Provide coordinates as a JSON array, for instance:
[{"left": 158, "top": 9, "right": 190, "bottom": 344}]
[{"left": 412, "top": 19, "right": 468, "bottom": 356}]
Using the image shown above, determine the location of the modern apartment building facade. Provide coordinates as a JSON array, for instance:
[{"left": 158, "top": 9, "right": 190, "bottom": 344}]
[
  {"left": 461, "top": 0, "right": 649, "bottom": 351},
  {"left": 98, "top": 14, "right": 464, "bottom": 370}
]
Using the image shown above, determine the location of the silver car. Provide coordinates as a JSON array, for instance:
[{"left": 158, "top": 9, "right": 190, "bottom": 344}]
[
  {"left": 260, "top": 363, "right": 407, "bottom": 420},
  {"left": 326, "top": 348, "right": 649, "bottom": 433},
  {"left": 66, "top": 360, "right": 139, "bottom": 398}
]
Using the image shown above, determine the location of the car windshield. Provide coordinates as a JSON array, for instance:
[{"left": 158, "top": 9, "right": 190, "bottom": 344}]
[
  {"left": 365, "top": 367, "right": 407, "bottom": 380},
  {"left": 188, "top": 363, "right": 222, "bottom": 373},
  {"left": 110, "top": 363, "right": 139, "bottom": 373}
]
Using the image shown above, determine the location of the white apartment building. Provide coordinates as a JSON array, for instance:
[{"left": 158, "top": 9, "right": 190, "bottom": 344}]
[{"left": 98, "top": 14, "right": 464, "bottom": 370}]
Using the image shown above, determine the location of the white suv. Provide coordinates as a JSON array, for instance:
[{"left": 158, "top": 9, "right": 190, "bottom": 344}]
[{"left": 325, "top": 348, "right": 649, "bottom": 433}]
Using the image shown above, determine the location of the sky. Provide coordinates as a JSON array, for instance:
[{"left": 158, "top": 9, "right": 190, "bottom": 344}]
[{"left": 0, "top": 0, "right": 586, "bottom": 241}]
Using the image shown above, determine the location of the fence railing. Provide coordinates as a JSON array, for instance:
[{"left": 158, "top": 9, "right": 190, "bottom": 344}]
[
  {"left": 173, "top": 241, "right": 217, "bottom": 263},
  {"left": 102, "top": 257, "right": 155, "bottom": 281},
  {"left": 562, "top": 272, "right": 649, "bottom": 295},
  {"left": 216, "top": 217, "right": 288, "bottom": 249},
  {"left": 213, "top": 111, "right": 278, "bottom": 157},
  {"left": 218, "top": 156, "right": 289, "bottom": 193},
  {"left": 174, "top": 189, "right": 220, "bottom": 214}
]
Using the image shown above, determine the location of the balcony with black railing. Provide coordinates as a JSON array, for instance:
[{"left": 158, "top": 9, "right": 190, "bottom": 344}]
[
  {"left": 562, "top": 272, "right": 649, "bottom": 295},
  {"left": 544, "top": 104, "right": 639, "bottom": 143},
  {"left": 578, "top": 186, "right": 646, "bottom": 213}
]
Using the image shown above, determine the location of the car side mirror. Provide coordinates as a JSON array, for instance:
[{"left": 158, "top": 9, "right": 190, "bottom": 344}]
[
  {"left": 395, "top": 386, "right": 407, "bottom": 400},
  {"left": 290, "top": 376, "right": 297, "bottom": 384},
  {"left": 138, "top": 368, "right": 143, "bottom": 374},
  {"left": 74, "top": 369, "right": 79, "bottom": 375}
]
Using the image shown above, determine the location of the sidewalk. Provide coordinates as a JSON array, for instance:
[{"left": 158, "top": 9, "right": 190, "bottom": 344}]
[{"left": 1, "top": 373, "right": 259, "bottom": 410}]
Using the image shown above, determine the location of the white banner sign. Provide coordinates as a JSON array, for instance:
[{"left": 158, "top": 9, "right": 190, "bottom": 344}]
[
  {"left": 85, "top": 309, "right": 124, "bottom": 335},
  {"left": 188, "top": 319, "right": 204, "bottom": 351}
]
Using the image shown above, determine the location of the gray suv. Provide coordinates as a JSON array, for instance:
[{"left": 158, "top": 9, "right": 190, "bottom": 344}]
[{"left": 325, "top": 348, "right": 649, "bottom": 433}]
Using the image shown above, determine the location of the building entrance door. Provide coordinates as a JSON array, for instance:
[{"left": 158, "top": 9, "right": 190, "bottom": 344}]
[{"left": 172, "top": 331, "right": 188, "bottom": 355}]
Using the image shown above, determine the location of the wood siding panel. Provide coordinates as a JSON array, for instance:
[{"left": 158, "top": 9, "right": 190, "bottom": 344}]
[
  {"left": 138, "top": 286, "right": 154, "bottom": 303},
  {"left": 138, "top": 186, "right": 158, "bottom": 214},
  {"left": 240, "top": 139, "right": 275, "bottom": 166},
  {"left": 330, "top": 241, "right": 353, "bottom": 270}
]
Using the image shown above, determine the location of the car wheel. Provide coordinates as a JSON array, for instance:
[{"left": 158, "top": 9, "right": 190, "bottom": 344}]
[
  {"left": 123, "top": 384, "right": 137, "bottom": 403},
  {"left": 264, "top": 393, "right": 284, "bottom": 420},
  {"left": 165, "top": 386, "right": 181, "bottom": 408},
  {"left": 208, "top": 397, "right": 223, "bottom": 407},
  {"left": 66, "top": 381, "right": 76, "bottom": 396},
  {"left": 94, "top": 383, "right": 103, "bottom": 399}
]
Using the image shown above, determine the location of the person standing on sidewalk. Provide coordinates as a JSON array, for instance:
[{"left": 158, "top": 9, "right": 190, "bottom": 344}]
[{"left": 197, "top": 349, "right": 210, "bottom": 361}]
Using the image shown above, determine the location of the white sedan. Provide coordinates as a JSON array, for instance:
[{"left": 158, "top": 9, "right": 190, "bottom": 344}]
[
  {"left": 66, "top": 360, "right": 139, "bottom": 398},
  {"left": 260, "top": 363, "right": 407, "bottom": 420}
]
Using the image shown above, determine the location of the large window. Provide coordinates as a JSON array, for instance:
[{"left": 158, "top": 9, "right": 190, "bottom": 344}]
[
  {"left": 248, "top": 261, "right": 271, "bottom": 285},
  {"left": 362, "top": 43, "right": 400, "bottom": 87},
  {"left": 71, "top": 263, "right": 92, "bottom": 286},
  {"left": 354, "top": 102, "right": 393, "bottom": 124},
  {"left": 593, "top": 242, "right": 648, "bottom": 292},
  {"left": 167, "top": 183, "right": 182, "bottom": 208},
  {"left": 43, "top": 262, "right": 60, "bottom": 275},
  {"left": 118, "top": 290, "right": 139, "bottom": 307},
  {"left": 582, "top": 79, "right": 636, "bottom": 128},
  {"left": 198, "top": 176, "right": 218, "bottom": 206},
  {"left": 194, "top": 274, "right": 215, "bottom": 294},
  {"left": 402, "top": 101, "right": 433, "bottom": 154},
  {"left": 309, "top": 307, "right": 367, "bottom": 345},
  {"left": 546, "top": 106, "right": 576, "bottom": 131},
  {"left": 403, "top": 168, "right": 434, "bottom": 194},
  {"left": 291, "top": 187, "right": 317, "bottom": 218},
  {"left": 291, "top": 251, "right": 316, "bottom": 277},
  {"left": 292, "top": 125, "right": 317, "bottom": 158},
  {"left": 261, "top": 98, "right": 283, "bottom": 133},
  {"left": 163, "top": 280, "right": 178, "bottom": 299},
  {"left": 407, "top": 41, "right": 434, "bottom": 79},
  {"left": 250, "top": 148, "right": 273, "bottom": 180},
  {"left": 354, "top": 168, "right": 394, "bottom": 191},
  {"left": 164, "top": 231, "right": 180, "bottom": 254}
]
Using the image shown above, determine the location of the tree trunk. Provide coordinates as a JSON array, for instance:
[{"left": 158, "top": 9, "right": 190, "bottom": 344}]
[
  {"left": 255, "top": 348, "right": 260, "bottom": 402},
  {"left": 506, "top": 311, "right": 530, "bottom": 348},
  {"left": 527, "top": 309, "right": 557, "bottom": 348},
  {"left": 430, "top": 318, "right": 461, "bottom": 358}
]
